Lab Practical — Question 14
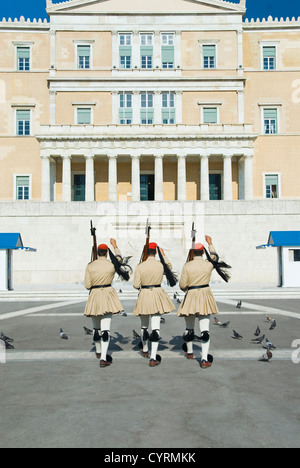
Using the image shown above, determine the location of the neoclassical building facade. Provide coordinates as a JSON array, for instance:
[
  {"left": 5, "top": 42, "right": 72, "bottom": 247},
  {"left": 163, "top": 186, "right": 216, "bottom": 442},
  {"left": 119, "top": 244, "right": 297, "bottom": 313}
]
[{"left": 0, "top": 0, "right": 300, "bottom": 204}]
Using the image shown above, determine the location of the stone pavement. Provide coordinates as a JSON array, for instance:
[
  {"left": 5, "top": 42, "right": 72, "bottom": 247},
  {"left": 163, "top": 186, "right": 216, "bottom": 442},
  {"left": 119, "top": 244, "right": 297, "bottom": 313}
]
[{"left": 0, "top": 286, "right": 300, "bottom": 448}]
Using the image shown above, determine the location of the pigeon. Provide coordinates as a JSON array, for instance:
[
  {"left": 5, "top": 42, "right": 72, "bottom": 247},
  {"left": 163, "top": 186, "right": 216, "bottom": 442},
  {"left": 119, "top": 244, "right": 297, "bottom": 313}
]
[
  {"left": 60, "top": 329, "right": 68, "bottom": 340},
  {"left": 220, "top": 321, "right": 230, "bottom": 328},
  {"left": 173, "top": 292, "right": 179, "bottom": 299},
  {"left": 236, "top": 300, "right": 242, "bottom": 309},
  {"left": 133, "top": 330, "right": 140, "bottom": 340},
  {"left": 264, "top": 338, "right": 276, "bottom": 350},
  {"left": 177, "top": 298, "right": 182, "bottom": 304},
  {"left": 121, "top": 311, "right": 127, "bottom": 317},
  {"left": 160, "top": 317, "right": 166, "bottom": 324},
  {"left": 119, "top": 289, "right": 123, "bottom": 293},
  {"left": 251, "top": 334, "right": 265, "bottom": 344},
  {"left": 269, "top": 319, "right": 277, "bottom": 330},
  {"left": 3, "top": 340, "right": 14, "bottom": 350},
  {"left": 232, "top": 330, "right": 243, "bottom": 340},
  {"left": 266, "top": 315, "right": 274, "bottom": 322},
  {"left": 83, "top": 326, "right": 93, "bottom": 335},
  {"left": 254, "top": 326, "right": 261, "bottom": 337},
  {"left": 258, "top": 349, "right": 273, "bottom": 362},
  {"left": 214, "top": 317, "right": 222, "bottom": 326},
  {"left": 1, "top": 332, "right": 13, "bottom": 343}
]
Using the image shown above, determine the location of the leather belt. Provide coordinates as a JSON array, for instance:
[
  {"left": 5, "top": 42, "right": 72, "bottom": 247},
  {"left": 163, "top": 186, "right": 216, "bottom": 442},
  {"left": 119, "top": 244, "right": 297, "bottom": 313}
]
[
  {"left": 141, "top": 285, "right": 161, "bottom": 289},
  {"left": 89, "top": 284, "right": 112, "bottom": 290},
  {"left": 187, "top": 284, "right": 209, "bottom": 290}
]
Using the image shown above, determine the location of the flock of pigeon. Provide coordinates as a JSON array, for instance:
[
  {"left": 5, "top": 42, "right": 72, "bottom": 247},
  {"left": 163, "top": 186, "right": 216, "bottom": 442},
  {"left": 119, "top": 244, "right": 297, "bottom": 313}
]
[
  {"left": 1, "top": 298, "right": 278, "bottom": 364},
  {"left": 213, "top": 300, "right": 277, "bottom": 362}
]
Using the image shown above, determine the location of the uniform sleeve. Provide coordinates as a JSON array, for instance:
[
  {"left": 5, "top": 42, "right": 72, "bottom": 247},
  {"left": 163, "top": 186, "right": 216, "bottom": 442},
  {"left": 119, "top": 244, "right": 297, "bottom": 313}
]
[
  {"left": 133, "top": 265, "right": 142, "bottom": 290},
  {"left": 84, "top": 265, "right": 92, "bottom": 290},
  {"left": 208, "top": 244, "right": 218, "bottom": 262},
  {"left": 162, "top": 254, "right": 172, "bottom": 270},
  {"left": 114, "top": 247, "right": 122, "bottom": 263},
  {"left": 179, "top": 264, "right": 189, "bottom": 291}
]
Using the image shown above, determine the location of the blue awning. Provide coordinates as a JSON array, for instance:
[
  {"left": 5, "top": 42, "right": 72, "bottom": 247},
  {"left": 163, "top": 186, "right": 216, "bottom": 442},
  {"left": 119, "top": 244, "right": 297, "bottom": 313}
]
[
  {"left": 0, "top": 233, "right": 36, "bottom": 252},
  {"left": 257, "top": 231, "right": 300, "bottom": 249}
]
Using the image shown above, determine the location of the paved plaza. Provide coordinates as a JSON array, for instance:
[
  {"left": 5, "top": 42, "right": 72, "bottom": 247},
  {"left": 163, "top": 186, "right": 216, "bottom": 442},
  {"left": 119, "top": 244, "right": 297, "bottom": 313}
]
[{"left": 0, "top": 285, "right": 300, "bottom": 448}]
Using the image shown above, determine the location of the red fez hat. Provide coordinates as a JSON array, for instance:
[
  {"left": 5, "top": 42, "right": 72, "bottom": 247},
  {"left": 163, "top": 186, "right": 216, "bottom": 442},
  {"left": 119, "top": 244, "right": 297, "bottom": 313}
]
[
  {"left": 194, "top": 243, "right": 205, "bottom": 251},
  {"left": 98, "top": 244, "right": 109, "bottom": 250},
  {"left": 148, "top": 242, "right": 158, "bottom": 250}
]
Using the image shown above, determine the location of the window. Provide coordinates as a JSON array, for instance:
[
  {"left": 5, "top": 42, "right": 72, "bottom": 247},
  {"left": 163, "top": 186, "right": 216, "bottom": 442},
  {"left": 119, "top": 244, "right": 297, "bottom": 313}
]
[
  {"left": 162, "top": 92, "right": 175, "bottom": 124},
  {"left": 119, "top": 34, "right": 132, "bottom": 69},
  {"left": 141, "top": 92, "right": 154, "bottom": 124},
  {"left": 264, "top": 109, "right": 278, "bottom": 134},
  {"left": 203, "top": 45, "right": 216, "bottom": 69},
  {"left": 15, "top": 175, "right": 30, "bottom": 200},
  {"left": 161, "top": 33, "right": 174, "bottom": 69},
  {"left": 289, "top": 249, "right": 300, "bottom": 262},
  {"left": 77, "top": 108, "right": 92, "bottom": 125},
  {"left": 119, "top": 92, "right": 132, "bottom": 124},
  {"left": 263, "top": 46, "right": 276, "bottom": 70},
  {"left": 265, "top": 174, "right": 279, "bottom": 199},
  {"left": 17, "top": 47, "right": 30, "bottom": 71},
  {"left": 141, "top": 34, "right": 153, "bottom": 69},
  {"left": 77, "top": 45, "right": 91, "bottom": 69},
  {"left": 203, "top": 107, "right": 218, "bottom": 124},
  {"left": 16, "top": 110, "right": 30, "bottom": 136}
]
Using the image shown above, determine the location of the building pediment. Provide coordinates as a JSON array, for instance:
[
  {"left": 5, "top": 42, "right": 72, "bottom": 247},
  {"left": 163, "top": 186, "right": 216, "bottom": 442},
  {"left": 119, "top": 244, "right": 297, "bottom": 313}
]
[{"left": 46, "top": 0, "right": 246, "bottom": 15}]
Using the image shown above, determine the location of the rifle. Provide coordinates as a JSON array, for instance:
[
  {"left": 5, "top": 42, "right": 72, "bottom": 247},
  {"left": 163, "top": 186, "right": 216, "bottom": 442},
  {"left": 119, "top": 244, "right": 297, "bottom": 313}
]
[
  {"left": 90, "top": 220, "right": 98, "bottom": 262},
  {"left": 140, "top": 219, "right": 151, "bottom": 263},
  {"left": 187, "top": 222, "right": 197, "bottom": 262}
]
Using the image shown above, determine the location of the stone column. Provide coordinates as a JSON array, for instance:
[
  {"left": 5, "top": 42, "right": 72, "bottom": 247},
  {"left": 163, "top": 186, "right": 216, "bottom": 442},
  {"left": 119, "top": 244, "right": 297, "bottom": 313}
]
[
  {"left": 155, "top": 153, "right": 164, "bottom": 201},
  {"left": 177, "top": 154, "right": 187, "bottom": 201},
  {"left": 244, "top": 151, "right": 254, "bottom": 200},
  {"left": 85, "top": 153, "right": 95, "bottom": 202},
  {"left": 108, "top": 153, "right": 118, "bottom": 202},
  {"left": 223, "top": 152, "right": 233, "bottom": 201},
  {"left": 62, "top": 153, "right": 72, "bottom": 202},
  {"left": 131, "top": 154, "right": 140, "bottom": 202},
  {"left": 41, "top": 153, "right": 51, "bottom": 202},
  {"left": 200, "top": 153, "right": 210, "bottom": 201}
]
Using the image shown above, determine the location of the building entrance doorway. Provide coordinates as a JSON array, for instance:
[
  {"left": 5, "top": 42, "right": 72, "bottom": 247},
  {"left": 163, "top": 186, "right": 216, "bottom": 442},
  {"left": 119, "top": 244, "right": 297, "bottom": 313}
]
[{"left": 140, "top": 174, "right": 155, "bottom": 201}]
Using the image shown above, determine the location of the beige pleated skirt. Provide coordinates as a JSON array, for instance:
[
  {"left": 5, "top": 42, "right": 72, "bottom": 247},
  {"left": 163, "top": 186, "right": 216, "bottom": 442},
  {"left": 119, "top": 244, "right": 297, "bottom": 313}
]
[
  {"left": 133, "top": 288, "right": 175, "bottom": 316},
  {"left": 177, "top": 287, "right": 219, "bottom": 317},
  {"left": 84, "top": 287, "right": 124, "bottom": 317}
]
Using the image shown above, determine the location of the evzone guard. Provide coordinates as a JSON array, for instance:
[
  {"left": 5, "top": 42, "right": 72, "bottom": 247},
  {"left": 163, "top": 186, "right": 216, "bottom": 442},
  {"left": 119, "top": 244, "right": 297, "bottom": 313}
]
[
  {"left": 84, "top": 223, "right": 131, "bottom": 368},
  {"left": 177, "top": 230, "right": 231, "bottom": 369},
  {"left": 133, "top": 220, "right": 178, "bottom": 367}
]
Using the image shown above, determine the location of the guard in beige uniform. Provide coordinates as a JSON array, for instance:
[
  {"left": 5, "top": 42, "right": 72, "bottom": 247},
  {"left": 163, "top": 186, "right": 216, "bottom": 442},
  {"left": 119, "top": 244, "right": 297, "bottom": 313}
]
[
  {"left": 133, "top": 242, "right": 177, "bottom": 367},
  {"left": 84, "top": 238, "right": 131, "bottom": 368},
  {"left": 177, "top": 236, "right": 231, "bottom": 369}
]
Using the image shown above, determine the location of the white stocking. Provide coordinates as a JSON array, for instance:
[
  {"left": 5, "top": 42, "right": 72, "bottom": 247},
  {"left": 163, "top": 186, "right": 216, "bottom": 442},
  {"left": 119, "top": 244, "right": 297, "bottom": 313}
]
[
  {"left": 199, "top": 317, "right": 210, "bottom": 361},
  {"left": 92, "top": 317, "right": 101, "bottom": 355},
  {"left": 140, "top": 316, "right": 150, "bottom": 352},
  {"left": 150, "top": 315, "right": 161, "bottom": 361},
  {"left": 185, "top": 316, "right": 196, "bottom": 354},
  {"left": 100, "top": 315, "right": 112, "bottom": 361}
]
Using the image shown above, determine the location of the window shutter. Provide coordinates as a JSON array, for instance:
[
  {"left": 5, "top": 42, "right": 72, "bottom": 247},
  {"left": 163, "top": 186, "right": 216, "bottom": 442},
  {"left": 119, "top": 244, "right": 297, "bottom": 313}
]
[
  {"left": 263, "top": 46, "right": 276, "bottom": 58},
  {"left": 77, "top": 108, "right": 91, "bottom": 124},
  {"left": 203, "top": 45, "right": 216, "bottom": 57},
  {"left": 161, "top": 46, "right": 174, "bottom": 63},
  {"left": 78, "top": 45, "right": 90, "bottom": 57},
  {"left": 203, "top": 108, "right": 217, "bottom": 124},
  {"left": 264, "top": 109, "right": 277, "bottom": 119},
  {"left": 16, "top": 176, "right": 29, "bottom": 188},
  {"left": 17, "top": 47, "right": 30, "bottom": 59},
  {"left": 265, "top": 175, "right": 278, "bottom": 186},
  {"left": 119, "top": 46, "right": 132, "bottom": 57},
  {"left": 16, "top": 110, "right": 30, "bottom": 120}
]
